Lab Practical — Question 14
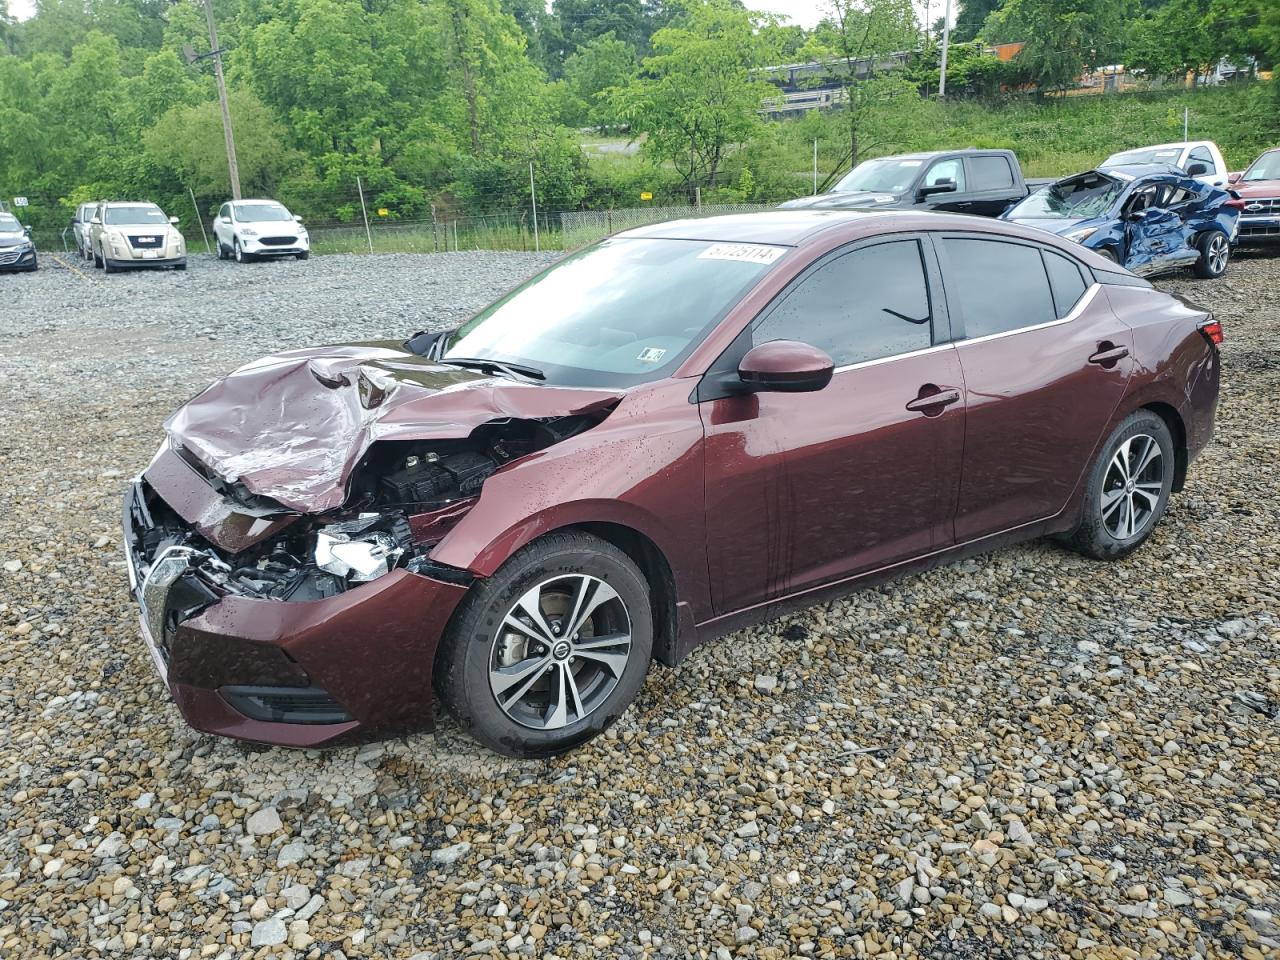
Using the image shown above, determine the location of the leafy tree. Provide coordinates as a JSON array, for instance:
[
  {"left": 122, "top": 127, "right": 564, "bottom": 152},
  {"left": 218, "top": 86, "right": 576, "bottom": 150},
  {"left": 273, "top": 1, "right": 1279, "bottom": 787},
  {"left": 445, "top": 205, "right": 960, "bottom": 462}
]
[
  {"left": 985, "top": 0, "right": 1131, "bottom": 93},
  {"left": 143, "top": 88, "right": 296, "bottom": 197},
  {"left": 558, "top": 31, "right": 636, "bottom": 129},
  {"left": 953, "top": 0, "right": 1003, "bottom": 42},
  {"left": 1124, "top": 0, "right": 1215, "bottom": 80},
  {"left": 553, "top": 0, "right": 647, "bottom": 55},
  {"left": 610, "top": 0, "right": 776, "bottom": 191},
  {"left": 802, "top": 0, "right": 921, "bottom": 170}
]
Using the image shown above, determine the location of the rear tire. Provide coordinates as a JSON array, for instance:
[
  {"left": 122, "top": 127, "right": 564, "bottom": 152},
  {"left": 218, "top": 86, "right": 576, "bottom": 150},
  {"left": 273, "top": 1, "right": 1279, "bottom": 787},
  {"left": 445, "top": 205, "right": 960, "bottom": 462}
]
[
  {"left": 1194, "top": 231, "right": 1230, "bottom": 279},
  {"left": 93, "top": 245, "right": 103, "bottom": 268},
  {"left": 436, "top": 531, "right": 652, "bottom": 758},
  {"left": 1063, "top": 410, "right": 1174, "bottom": 560}
]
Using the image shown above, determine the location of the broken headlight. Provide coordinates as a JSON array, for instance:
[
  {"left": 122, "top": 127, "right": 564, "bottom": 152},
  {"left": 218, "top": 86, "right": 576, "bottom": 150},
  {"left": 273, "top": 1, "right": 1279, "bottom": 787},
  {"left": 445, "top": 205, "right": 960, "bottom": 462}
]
[{"left": 313, "top": 516, "right": 406, "bottom": 583}]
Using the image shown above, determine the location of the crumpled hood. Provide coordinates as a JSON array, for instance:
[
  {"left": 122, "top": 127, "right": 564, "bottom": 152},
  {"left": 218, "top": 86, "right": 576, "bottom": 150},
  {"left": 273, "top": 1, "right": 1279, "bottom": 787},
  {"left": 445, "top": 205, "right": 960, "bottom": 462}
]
[
  {"left": 779, "top": 191, "right": 903, "bottom": 210},
  {"left": 165, "top": 341, "right": 622, "bottom": 514}
]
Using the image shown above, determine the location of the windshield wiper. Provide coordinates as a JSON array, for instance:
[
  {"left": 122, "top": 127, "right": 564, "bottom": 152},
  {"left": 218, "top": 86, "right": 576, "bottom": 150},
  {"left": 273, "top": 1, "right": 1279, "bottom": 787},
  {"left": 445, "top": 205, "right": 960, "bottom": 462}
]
[{"left": 440, "top": 357, "right": 546, "bottom": 382}]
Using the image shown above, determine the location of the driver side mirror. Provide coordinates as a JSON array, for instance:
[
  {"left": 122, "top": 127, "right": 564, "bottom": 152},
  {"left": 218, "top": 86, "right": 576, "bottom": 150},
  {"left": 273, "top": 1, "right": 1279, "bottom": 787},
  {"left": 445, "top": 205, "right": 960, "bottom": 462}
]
[
  {"left": 169, "top": 216, "right": 180, "bottom": 225},
  {"left": 293, "top": 214, "right": 303, "bottom": 223},
  {"left": 218, "top": 216, "right": 232, "bottom": 224},
  {"left": 1227, "top": 172, "right": 1242, "bottom": 184},
  {"left": 1186, "top": 162, "right": 1209, "bottom": 177},
  {"left": 23, "top": 226, "right": 32, "bottom": 236},
  {"left": 919, "top": 178, "right": 957, "bottom": 198},
  {"left": 90, "top": 216, "right": 101, "bottom": 225},
  {"left": 738, "top": 340, "right": 834, "bottom": 393}
]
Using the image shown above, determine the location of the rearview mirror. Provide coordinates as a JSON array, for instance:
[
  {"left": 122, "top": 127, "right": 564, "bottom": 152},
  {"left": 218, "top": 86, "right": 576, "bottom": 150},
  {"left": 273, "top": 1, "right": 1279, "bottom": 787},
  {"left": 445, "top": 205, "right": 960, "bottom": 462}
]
[
  {"left": 1186, "top": 162, "right": 1208, "bottom": 177},
  {"left": 738, "top": 340, "right": 834, "bottom": 393},
  {"left": 919, "top": 178, "right": 957, "bottom": 197}
]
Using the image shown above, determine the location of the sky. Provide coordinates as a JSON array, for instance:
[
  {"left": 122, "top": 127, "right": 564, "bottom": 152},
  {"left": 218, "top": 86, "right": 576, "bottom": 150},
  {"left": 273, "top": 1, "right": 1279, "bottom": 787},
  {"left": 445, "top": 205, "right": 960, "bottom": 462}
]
[{"left": 743, "top": 0, "right": 828, "bottom": 28}]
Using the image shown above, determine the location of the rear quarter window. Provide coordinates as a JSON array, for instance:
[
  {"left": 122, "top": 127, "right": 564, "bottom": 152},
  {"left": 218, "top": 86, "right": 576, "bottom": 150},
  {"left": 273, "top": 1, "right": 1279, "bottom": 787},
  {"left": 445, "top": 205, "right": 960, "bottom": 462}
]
[{"left": 1043, "top": 250, "right": 1089, "bottom": 317}]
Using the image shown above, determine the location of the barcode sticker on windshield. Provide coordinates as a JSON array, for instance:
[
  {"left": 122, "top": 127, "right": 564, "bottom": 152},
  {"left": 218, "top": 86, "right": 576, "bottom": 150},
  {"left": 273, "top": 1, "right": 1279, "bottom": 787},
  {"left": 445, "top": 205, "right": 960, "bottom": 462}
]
[{"left": 698, "top": 243, "right": 786, "bottom": 265}]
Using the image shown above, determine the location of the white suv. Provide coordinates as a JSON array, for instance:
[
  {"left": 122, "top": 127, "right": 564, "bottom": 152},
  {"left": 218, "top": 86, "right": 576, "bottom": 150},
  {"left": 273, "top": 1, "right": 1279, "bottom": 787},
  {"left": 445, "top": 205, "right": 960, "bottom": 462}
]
[
  {"left": 1101, "top": 140, "right": 1230, "bottom": 188},
  {"left": 214, "top": 199, "right": 310, "bottom": 263}
]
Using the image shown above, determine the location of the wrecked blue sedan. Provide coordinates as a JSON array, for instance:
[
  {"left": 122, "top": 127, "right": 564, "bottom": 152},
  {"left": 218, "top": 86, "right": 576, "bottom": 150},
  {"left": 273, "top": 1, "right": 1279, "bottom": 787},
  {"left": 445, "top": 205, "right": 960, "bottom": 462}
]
[{"left": 1002, "top": 164, "right": 1240, "bottom": 279}]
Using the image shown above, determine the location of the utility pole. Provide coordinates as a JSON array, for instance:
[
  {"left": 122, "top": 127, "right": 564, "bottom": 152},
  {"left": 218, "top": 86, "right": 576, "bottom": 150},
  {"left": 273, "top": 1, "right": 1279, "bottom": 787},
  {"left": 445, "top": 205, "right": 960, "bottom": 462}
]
[
  {"left": 199, "top": 0, "right": 241, "bottom": 200},
  {"left": 938, "top": 0, "right": 952, "bottom": 99}
]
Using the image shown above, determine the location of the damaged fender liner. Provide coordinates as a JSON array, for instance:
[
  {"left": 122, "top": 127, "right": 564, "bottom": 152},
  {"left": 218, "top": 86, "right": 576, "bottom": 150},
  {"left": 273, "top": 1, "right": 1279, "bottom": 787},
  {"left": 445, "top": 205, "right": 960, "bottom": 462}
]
[{"left": 164, "top": 341, "right": 621, "bottom": 514}]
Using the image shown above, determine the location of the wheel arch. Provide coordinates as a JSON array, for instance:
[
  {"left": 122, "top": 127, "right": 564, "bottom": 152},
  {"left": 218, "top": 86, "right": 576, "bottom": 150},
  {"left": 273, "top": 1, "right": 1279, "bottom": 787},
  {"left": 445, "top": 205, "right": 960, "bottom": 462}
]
[
  {"left": 570, "top": 521, "right": 683, "bottom": 667},
  {"left": 1141, "top": 401, "right": 1188, "bottom": 492}
]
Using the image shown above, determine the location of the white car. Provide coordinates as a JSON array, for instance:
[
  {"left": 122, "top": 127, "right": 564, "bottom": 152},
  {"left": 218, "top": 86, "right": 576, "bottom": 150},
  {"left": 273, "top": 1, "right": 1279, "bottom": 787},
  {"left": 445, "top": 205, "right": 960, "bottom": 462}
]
[
  {"left": 70, "top": 202, "right": 97, "bottom": 259},
  {"left": 1101, "top": 141, "right": 1229, "bottom": 188},
  {"left": 213, "top": 199, "right": 310, "bottom": 263},
  {"left": 90, "top": 201, "right": 187, "bottom": 272}
]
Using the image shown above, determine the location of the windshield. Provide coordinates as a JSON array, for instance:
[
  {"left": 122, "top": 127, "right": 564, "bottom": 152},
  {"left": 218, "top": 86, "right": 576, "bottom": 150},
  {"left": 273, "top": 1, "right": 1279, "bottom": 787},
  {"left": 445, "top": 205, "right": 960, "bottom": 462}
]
[
  {"left": 235, "top": 203, "right": 293, "bottom": 222},
  {"left": 443, "top": 237, "right": 783, "bottom": 388},
  {"left": 1243, "top": 150, "right": 1280, "bottom": 182},
  {"left": 105, "top": 206, "right": 167, "bottom": 226},
  {"left": 0, "top": 214, "right": 21, "bottom": 232},
  {"left": 1007, "top": 172, "right": 1125, "bottom": 220},
  {"left": 1105, "top": 147, "right": 1181, "bottom": 166},
  {"left": 830, "top": 157, "right": 925, "bottom": 194}
]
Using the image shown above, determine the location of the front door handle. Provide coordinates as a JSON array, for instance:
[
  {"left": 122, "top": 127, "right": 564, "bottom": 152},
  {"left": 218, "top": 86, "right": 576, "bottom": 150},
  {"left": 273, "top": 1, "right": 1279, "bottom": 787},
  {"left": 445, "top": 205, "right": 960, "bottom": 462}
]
[
  {"left": 1088, "top": 344, "right": 1129, "bottom": 366},
  {"left": 905, "top": 386, "right": 961, "bottom": 413}
]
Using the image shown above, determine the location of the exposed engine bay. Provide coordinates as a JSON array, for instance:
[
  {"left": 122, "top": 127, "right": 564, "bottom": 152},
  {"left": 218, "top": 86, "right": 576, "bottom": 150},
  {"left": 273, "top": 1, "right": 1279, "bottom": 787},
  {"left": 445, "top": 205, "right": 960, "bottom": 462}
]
[{"left": 126, "top": 413, "right": 609, "bottom": 611}]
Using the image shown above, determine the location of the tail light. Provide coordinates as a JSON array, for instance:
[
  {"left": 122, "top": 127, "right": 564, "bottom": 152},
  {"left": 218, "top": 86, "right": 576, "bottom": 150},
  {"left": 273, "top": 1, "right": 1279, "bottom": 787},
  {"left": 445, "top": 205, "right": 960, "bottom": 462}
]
[{"left": 1200, "top": 318, "right": 1223, "bottom": 346}]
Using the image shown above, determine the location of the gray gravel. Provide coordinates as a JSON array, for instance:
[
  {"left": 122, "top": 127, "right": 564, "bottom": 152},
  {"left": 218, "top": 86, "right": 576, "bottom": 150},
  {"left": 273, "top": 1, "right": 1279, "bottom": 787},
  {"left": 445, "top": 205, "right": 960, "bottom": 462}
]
[{"left": 0, "top": 250, "right": 1276, "bottom": 959}]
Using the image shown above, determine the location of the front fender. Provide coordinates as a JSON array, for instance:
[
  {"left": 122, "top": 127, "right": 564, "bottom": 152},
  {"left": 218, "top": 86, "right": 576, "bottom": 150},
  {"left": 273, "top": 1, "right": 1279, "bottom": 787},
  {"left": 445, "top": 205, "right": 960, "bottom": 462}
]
[{"left": 427, "top": 378, "right": 714, "bottom": 620}]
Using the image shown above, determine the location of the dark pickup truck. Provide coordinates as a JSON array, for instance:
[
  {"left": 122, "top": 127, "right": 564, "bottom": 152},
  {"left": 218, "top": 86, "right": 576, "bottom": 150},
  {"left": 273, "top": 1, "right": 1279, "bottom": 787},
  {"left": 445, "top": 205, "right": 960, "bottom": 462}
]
[{"left": 780, "top": 148, "right": 1049, "bottom": 217}]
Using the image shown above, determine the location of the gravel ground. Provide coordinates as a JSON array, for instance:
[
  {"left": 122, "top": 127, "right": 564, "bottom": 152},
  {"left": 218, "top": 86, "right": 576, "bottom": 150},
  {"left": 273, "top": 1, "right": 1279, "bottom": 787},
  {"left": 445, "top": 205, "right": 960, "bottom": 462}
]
[{"left": 0, "top": 250, "right": 1276, "bottom": 960}]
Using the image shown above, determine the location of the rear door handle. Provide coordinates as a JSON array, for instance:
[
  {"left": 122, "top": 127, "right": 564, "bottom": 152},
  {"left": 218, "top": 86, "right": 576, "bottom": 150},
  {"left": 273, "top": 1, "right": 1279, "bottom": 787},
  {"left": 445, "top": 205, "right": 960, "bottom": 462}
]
[
  {"left": 1088, "top": 345, "right": 1129, "bottom": 365},
  {"left": 905, "top": 387, "right": 961, "bottom": 412}
]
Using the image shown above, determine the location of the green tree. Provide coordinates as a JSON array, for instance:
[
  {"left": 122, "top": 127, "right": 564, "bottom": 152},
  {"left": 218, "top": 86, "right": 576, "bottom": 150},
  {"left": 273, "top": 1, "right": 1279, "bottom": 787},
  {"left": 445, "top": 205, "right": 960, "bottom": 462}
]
[
  {"left": 143, "top": 88, "right": 296, "bottom": 197},
  {"left": 986, "top": 0, "right": 1131, "bottom": 93},
  {"left": 802, "top": 0, "right": 921, "bottom": 169},
  {"left": 558, "top": 31, "right": 636, "bottom": 129},
  {"left": 610, "top": 0, "right": 776, "bottom": 191},
  {"left": 953, "top": 0, "right": 1003, "bottom": 42},
  {"left": 1124, "top": 0, "right": 1214, "bottom": 80}
]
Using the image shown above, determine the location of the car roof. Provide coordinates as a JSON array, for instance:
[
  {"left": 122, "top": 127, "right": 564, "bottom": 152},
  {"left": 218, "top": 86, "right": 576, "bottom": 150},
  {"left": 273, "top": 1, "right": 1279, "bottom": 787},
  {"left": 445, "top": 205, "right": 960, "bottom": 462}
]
[
  {"left": 1111, "top": 141, "right": 1212, "bottom": 154},
  {"left": 232, "top": 199, "right": 286, "bottom": 205},
  {"left": 618, "top": 208, "right": 1111, "bottom": 253},
  {"left": 1096, "top": 163, "right": 1184, "bottom": 180},
  {"left": 103, "top": 201, "right": 161, "bottom": 207}
]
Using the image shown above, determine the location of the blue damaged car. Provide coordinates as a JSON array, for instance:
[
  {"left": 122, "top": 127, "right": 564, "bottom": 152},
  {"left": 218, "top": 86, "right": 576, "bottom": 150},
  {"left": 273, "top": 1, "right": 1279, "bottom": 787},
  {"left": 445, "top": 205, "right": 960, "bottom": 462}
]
[{"left": 1002, "top": 164, "right": 1240, "bottom": 279}]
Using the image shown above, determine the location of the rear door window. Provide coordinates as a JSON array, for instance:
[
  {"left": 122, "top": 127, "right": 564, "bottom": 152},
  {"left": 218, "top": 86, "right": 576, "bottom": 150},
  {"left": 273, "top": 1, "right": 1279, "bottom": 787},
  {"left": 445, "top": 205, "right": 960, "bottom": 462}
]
[
  {"left": 940, "top": 237, "right": 1057, "bottom": 338},
  {"left": 754, "top": 239, "right": 934, "bottom": 366},
  {"left": 968, "top": 155, "right": 1014, "bottom": 191}
]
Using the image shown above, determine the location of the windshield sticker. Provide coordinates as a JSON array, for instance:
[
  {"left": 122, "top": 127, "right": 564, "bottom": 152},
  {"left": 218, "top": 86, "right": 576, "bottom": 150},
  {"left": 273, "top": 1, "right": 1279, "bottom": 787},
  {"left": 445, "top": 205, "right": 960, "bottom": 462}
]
[
  {"left": 697, "top": 243, "right": 786, "bottom": 265},
  {"left": 637, "top": 347, "right": 667, "bottom": 364}
]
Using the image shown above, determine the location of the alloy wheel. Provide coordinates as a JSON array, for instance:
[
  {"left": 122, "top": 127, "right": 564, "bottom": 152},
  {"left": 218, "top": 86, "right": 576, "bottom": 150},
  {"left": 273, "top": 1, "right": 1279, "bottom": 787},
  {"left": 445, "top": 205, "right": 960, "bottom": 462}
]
[
  {"left": 488, "top": 574, "right": 632, "bottom": 730},
  {"left": 1100, "top": 433, "right": 1164, "bottom": 540},
  {"left": 1207, "top": 234, "right": 1228, "bottom": 275}
]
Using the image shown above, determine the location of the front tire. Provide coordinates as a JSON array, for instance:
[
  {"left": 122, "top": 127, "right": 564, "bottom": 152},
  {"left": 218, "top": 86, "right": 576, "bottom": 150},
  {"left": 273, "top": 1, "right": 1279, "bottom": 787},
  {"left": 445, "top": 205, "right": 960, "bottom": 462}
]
[
  {"left": 296, "top": 250, "right": 309, "bottom": 261},
  {"left": 436, "top": 531, "right": 652, "bottom": 758},
  {"left": 1194, "top": 231, "right": 1230, "bottom": 279},
  {"left": 1063, "top": 410, "right": 1174, "bottom": 560},
  {"left": 234, "top": 239, "right": 252, "bottom": 264}
]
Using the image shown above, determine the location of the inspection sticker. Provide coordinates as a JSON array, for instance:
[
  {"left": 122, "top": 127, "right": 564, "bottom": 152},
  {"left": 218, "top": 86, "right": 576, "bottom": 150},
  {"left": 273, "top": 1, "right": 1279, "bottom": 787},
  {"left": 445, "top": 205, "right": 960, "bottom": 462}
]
[
  {"left": 637, "top": 347, "right": 667, "bottom": 363},
  {"left": 697, "top": 243, "right": 786, "bottom": 265}
]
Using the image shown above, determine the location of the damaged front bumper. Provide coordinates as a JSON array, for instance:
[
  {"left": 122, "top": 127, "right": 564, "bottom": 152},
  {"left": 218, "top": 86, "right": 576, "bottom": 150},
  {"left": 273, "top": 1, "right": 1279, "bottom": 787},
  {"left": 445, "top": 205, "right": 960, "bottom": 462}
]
[{"left": 123, "top": 477, "right": 469, "bottom": 747}]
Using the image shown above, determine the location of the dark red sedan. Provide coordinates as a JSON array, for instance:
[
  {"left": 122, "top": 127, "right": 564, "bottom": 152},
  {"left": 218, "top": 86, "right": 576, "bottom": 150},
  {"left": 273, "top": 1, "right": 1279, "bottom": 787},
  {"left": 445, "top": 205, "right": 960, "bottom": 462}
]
[{"left": 124, "top": 210, "right": 1220, "bottom": 756}]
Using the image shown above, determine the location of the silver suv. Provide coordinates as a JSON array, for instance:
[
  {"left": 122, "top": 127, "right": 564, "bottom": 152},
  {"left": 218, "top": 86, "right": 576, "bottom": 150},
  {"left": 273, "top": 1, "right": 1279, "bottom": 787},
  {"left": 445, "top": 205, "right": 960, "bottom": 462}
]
[{"left": 90, "top": 201, "right": 187, "bottom": 272}]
